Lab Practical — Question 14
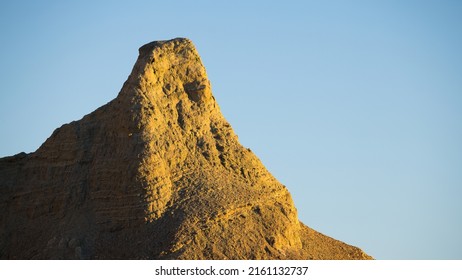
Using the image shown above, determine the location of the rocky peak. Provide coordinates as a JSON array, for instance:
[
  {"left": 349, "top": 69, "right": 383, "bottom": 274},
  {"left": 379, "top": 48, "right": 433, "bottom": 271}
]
[{"left": 0, "top": 38, "right": 372, "bottom": 260}]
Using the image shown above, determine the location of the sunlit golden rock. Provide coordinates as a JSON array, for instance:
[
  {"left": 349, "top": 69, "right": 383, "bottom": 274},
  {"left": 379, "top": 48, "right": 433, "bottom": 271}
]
[{"left": 0, "top": 38, "right": 371, "bottom": 259}]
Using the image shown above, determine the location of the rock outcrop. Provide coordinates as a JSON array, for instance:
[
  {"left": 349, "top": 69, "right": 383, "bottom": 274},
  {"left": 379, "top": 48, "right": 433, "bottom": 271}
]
[{"left": 0, "top": 38, "right": 371, "bottom": 260}]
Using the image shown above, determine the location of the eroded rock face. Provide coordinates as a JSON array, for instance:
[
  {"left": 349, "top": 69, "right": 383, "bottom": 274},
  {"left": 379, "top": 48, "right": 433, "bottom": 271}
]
[{"left": 0, "top": 38, "right": 371, "bottom": 260}]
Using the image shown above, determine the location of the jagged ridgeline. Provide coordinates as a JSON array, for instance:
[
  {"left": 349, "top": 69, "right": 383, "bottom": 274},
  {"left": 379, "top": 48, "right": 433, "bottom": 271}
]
[{"left": 0, "top": 38, "right": 371, "bottom": 260}]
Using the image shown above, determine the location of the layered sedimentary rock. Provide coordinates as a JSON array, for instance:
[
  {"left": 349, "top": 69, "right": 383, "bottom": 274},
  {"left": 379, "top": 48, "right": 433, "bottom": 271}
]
[{"left": 0, "top": 38, "right": 371, "bottom": 260}]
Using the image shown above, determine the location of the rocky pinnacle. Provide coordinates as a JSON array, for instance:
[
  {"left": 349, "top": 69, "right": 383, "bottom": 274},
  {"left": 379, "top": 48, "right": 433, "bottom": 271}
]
[{"left": 0, "top": 38, "right": 371, "bottom": 260}]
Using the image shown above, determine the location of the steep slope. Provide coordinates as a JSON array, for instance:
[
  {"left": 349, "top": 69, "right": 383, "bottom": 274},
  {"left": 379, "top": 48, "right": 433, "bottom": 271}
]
[{"left": 0, "top": 38, "right": 371, "bottom": 260}]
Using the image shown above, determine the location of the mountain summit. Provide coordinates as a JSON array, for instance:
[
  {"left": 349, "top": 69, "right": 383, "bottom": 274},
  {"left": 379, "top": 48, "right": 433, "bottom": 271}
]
[{"left": 0, "top": 38, "right": 371, "bottom": 259}]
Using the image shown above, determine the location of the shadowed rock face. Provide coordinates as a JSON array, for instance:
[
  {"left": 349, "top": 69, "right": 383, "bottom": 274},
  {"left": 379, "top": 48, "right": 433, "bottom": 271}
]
[{"left": 0, "top": 38, "right": 372, "bottom": 260}]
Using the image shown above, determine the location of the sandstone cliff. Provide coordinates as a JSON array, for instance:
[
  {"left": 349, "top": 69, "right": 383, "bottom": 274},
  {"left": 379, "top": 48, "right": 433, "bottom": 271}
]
[{"left": 0, "top": 38, "right": 371, "bottom": 260}]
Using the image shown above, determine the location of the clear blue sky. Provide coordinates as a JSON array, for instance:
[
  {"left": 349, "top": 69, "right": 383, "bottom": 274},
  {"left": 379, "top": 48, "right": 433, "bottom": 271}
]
[{"left": 1, "top": 0, "right": 461, "bottom": 259}]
